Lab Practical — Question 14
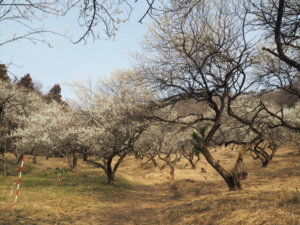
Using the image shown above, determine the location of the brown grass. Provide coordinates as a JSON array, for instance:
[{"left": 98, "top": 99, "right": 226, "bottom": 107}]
[{"left": 0, "top": 146, "right": 299, "bottom": 225}]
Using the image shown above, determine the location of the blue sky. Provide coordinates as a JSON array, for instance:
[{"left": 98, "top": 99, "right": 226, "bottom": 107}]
[{"left": 1, "top": 2, "right": 149, "bottom": 100}]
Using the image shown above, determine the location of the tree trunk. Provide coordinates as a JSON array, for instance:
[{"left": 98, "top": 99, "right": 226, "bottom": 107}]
[
  {"left": 65, "top": 155, "right": 74, "bottom": 171},
  {"left": 2, "top": 162, "right": 10, "bottom": 176},
  {"left": 188, "top": 159, "right": 196, "bottom": 169},
  {"left": 166, "top": 161, "right": 175, "bottom": 181},
  {"left": 105, "top": 157, "right": 115, "bottom": 184},
  {"left": 103, "top": 153, "right": 127, "bottom": 184},
  {"left": 195, "top": 144, "right": 246, "bottom": 191},
  {"left": 257, "top": 150, "right": 271, "bottom": 167},
  {"left": 151, "top": 157, "right": 158, "bottom": 167},
  {"left": 83, "top": 153, "right": 88, "bottom": 161},
  {"left": 225, "top": 152, "right": 248, "bottom": 191},
  {"left": 269, "top": 146, "right": 277, "bottom": 160},
  {"left": 32, "top": 155, "right": 37, "bottom": 164},
  {"left": 261, "top": 157, "right": 269, "bottom": 167},
  {"left": 82, "top": 147, "right": 88, "bottom": 161},
  {"left": 72, "top": 153, "right": 77, "bottom": 169},
  {"left": 223, "top": 173, "right": 242, "bottom": 191},
  {"left": 106, "top": 169, "right": 115, "bottom": 184}
]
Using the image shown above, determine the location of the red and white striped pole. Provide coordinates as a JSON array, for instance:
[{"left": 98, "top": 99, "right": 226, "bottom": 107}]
[{"left": 14, "top": 155, "right": 25, "bottom": 203}]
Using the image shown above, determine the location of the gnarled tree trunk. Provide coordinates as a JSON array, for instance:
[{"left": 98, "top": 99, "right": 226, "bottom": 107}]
[
  {"left": 226, "top": 152, "right": 248, "bottom": 190},
  {"left": 86, "top": 152, "right": 127, "bottom": 184},
  {"left": 105, "top": 166, "right": 115, "bottom": 184},
  {"left": 250, "top": 142, "right": 278, "bottom": 168},
  {"left": 82, "top": 147, "right": 88, "bottom": 161},
  {"left": 72, "top": 152, "right": 78, "bottom": 169},
  {"left": 195, "top": 144, "right": 247, "bottom": 191},
  {"left": 188, "top": 158, "right": 196, "bottom": 169},
  {"left": 104, "top": 156, "right": 115, "bottom": 184}
]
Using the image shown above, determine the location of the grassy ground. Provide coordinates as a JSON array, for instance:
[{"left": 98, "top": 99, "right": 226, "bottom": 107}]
[{"left": 0, "top": 146, "right": 299, "bottom": 225}]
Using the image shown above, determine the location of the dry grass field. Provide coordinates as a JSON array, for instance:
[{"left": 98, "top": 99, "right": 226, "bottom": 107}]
[{"left": 0, "top": 146, "right": 299, "bottom": 225}]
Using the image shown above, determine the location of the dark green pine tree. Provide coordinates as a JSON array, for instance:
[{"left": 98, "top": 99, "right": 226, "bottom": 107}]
[
  {"left": 47, "top": 84, "right": 62, "bottom": 103},
  {"left": 0, "top": 64, "right": 10, "bottom": 83},
  {"left": 17, "top": 74, "right": 35, "bottom": 91}
]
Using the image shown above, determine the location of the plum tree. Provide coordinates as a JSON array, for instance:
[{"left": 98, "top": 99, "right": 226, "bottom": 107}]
[{"left": 71, "top": 69, "right": 153, "bottom": 183}]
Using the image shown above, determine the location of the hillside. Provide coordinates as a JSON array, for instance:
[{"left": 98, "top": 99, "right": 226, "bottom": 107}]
[{"left": 0, "top": 146, "right": 299, "bottom": 225}]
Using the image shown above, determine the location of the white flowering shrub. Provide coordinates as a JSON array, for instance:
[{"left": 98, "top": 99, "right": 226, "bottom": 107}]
[
  {"left": 70, "top": 69, "right": 153, "bottom": 183},
  {"left": 13, "top": 100, "right": 86, "bottom": 169},
  {"left": 0, "top": 81, "right": 43, "bottom": 174}
]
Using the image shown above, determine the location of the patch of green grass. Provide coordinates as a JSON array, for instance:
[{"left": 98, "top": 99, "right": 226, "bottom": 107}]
[
  {"left": 287, "top": 194, "right": 300, "bottom": 204},
  {"left": 0, "top": 161, "right": 135, "bottom": 225},
  {"left": 0, "top": 161, "right": 132, "bottom": 202},
  {"left": 0, "top": 162, "right": 33, "bottom": 177}
]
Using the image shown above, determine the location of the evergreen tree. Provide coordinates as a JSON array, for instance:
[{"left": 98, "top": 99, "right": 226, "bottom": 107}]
[
  {"left": 47, "top": 84, "right": 62, "bottom": 103},
  {"left": 17, "top": 74, "right": 35, "bottom": 91},
  {"left": 0, "top": 64, "right": 10, "bottom": 83}
]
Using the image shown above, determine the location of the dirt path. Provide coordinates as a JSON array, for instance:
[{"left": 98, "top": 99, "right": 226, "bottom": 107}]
[
  {"left": 95, "top": 148, "right": 300, "bottom": 225},
  {"left": 97, "top": 180, "right": 217, "bottom": 225}
]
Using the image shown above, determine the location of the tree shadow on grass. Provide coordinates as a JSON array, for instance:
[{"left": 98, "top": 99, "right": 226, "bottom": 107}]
[
  {"left": 0, "top": 207, "right": 75, "bottom": 225},
  {"left": 0, "top": 163, "right": 33, "bottom": 177},
  {"left": 0, "top": 179, "right": 223, "bottom": 225},
  {"left": 249, "top": 163, "right": 300, "bottom": 180}
]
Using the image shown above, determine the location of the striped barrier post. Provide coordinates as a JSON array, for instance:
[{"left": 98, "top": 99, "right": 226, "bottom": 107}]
[{"left": 14, "top": 155, "right": 25, "bottom": 203}]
